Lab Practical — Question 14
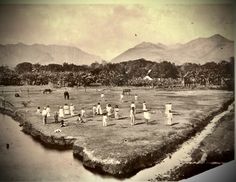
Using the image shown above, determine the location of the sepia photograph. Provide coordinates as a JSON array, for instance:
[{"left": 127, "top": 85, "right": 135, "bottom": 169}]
[{"left": 0, "top": 0, "right": 235, "bottom": 181}]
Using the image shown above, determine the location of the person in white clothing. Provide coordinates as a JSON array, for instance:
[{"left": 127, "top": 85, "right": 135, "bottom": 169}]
[
  {"left": 142, "top": 101, "right": 147, "bottom": 110},
  {"left": 130, "top": 101, "right": 136, "bottom": 109},
  {"left": 42, "top": 107, "right": 47, "bottom": 125},
  {"left": 101, "top": 93, "right": 105, "bottom": 100},
  {"left": 92, "top": 105, "right": 97, "bottom": 116},
  {"left": 120, "top": 93, "right": 124, "bottom": 102},
  {"left": 165, "top": 103, "right": 173, "bottom": 125},
  {"left": 134, "top": 94, "right": 138, "bottom": 102},
  {"left": 81, "top": 108, "right": 86, "bottom": 118},
  {"left": 106, "top": 104, "right": 113, "bottom": 117},
  {"left": 96, "top": 103, "right": 103, "bottom": 115},
  {"left": 46, "top": 105, "right": 51, "bottom": 117},
  {"left": 166, "top": 110, "right": 173, "bottom": 125},
  {"left": 114, "top": 105, "right": 119, "bottom": 119},
  {"left": 102, "top": 113, "right": 108, "bottom": 127},
  {"left": 130, "top": 107, "right": 135, "bottom": 126},
  {"left": 165, "top": 103, "right": 172, "bottom": 115},
  {"left": 58, "top": 106, "right": 64, "bottom": 119},
  {"left": 63, "top": 104, "right": 70, "bottom": 115},
  {"left": 70, "top": 104, "right": 75, "bottom": 116},
  {"left": 130, "top": 101, "right": 136, "bottom": 114},
  {"left": 143, "top": 109, "right": 150, "bottom": 124}
]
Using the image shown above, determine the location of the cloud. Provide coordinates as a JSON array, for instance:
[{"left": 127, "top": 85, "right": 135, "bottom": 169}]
[{"left": 0, "top": 4, "right": 233, "bottom": 60}]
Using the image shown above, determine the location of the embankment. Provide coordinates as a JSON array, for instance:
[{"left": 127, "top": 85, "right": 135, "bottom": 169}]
[{"left": 0, "top": 98, "right": 234, "bottom": 177}]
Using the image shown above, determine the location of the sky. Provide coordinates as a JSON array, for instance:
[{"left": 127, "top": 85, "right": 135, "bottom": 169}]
[{"left": 0, "top": 2, "right": 234, "bottom": 61}]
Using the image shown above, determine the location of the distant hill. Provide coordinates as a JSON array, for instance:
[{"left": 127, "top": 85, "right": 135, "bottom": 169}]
[
  {"left": 0, "top": 43, "right": 102, "bottom": 67},
  {"left": 111, "top": 34, "right": 234, "bottom": 64}
]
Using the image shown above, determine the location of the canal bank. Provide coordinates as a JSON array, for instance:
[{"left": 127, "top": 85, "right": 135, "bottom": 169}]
[{"left": 0, "top": 92, "right": 234, "bottom": 178}]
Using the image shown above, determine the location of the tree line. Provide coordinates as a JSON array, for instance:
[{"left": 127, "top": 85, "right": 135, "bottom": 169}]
[{"left": 0, "top": 58, "right": 234, "bottom": 90}]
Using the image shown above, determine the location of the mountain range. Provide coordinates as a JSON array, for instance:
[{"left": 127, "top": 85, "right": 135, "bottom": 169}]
[
  {"left": 111, "top": 34, "right": 234, "bottom": 65},
  {"left": 0, "top": 34, "right": 234, "bottom": 67},
  {"left": 0, "top": 43, "right": 102, "bottom": 67}
]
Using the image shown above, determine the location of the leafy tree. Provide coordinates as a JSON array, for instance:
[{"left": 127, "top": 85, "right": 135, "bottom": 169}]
[{"left": 15, "top": 62, "right": 33, "bottom": 74}]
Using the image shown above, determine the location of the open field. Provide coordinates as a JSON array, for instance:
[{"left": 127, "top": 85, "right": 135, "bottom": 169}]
[
  {"left": 153, "top": 105, "right": 234, "bottom": 181},
  {"left": 0, "top": 86, "right": 234, "bottom": 177}
]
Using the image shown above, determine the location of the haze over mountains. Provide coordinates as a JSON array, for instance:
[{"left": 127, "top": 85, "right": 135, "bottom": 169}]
[
  {"left": 111, "top": 34, "right": 234, "bottom": 65},
  {"left": 0, "top": 43, "right": 102, "bottom": 67},
  {"left": 0, "top": 34, "right": 234, "bottom": 67}
]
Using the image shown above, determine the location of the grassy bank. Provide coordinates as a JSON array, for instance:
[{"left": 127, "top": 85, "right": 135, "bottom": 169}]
[{"left": 0, "top": 86, "right": 234, "bottom": 177}]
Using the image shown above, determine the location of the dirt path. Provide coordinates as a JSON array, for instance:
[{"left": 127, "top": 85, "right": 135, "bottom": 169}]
[{"left": 122, "top": 103, "right": 234, "bottom": 182}]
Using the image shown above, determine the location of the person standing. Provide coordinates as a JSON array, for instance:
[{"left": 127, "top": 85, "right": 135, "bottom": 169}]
[
  {"left": 42, "top": 107, "right": 47, "bottom": 125},
  {"left": 63, "top": 104, "right": 70, "bottom": 115},
  {"left": 36, "top": 106, "right": 41, "bottom": 114},
  {"left": 130, "top": 101, "right": 136, "bottom": 109},
  {"left": 166, "top": 110, "right": 173, "bottom": 125},
  {"left": 143, "top": 109, "right": 150, "bottom": 124},
  {"left": 114, "top": 105, "right": 119, "bottom": 119},
  {"left": 165, "top": 103, "right": 172, "bottom": 115},
  {"left": 58, "top": 106, "right": 64, "bottom": 119},
  {"left": 64, "top": 91, "right": 70, "bottom": 100},
  {"left": 102, "top": 113, "right": 108, "bottom": 127},
  {"left": 96, "top": 103, "right": 103, "bottom": 115},
  {"left": 101, "top": 93, "right": 105, "bottom": 100},
  {"left": 54, "top": 111, "right": 59, "bottom": 123},
  {"left": 106, "top": 104, "right": 113, "bottom": 117},
  {"left": 142, "top": 101, "right": 147, "bottom": 110},
  {"left": 46, "top": 105, "right": 51, "bottom": 117},
  {"left": 165, "top": 103, "right": 172, "bottom": 125},
  {"left": 70, "top": 104, "right": 75, "bottom": 116},
  {"left": 130, "top": 107, "right": 135, "bottom": 126},
  {"left": 92, "top": 105, "right": 97, "bottom": 116},
  {"left": 130, "top": 101, "right": 136, "bottom": 114},
  {"left": 134, "top": 94, "right": 138, "bottom": 102},
  {"left": 81, "top": 108, "right": 86, "bottom": 118},
  {"left": 120, "top": 93, "right": 124, "bottom": 102}
]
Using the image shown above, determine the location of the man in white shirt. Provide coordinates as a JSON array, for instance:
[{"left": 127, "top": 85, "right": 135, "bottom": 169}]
[{"left": 42, "top": 107, "right": 47, "bottom": 125}]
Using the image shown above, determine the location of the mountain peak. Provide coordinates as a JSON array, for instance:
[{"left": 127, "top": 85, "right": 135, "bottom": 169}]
[
  {"left": 209, "top": 34, "right": 231, "bottom": 42},
  {"left": 111, "top": 34, "right": 233, "bottom": 64},
  {"left": 135, "top": 41, "right": 166, "bottom": 49},
  {"left": 0, "top": 43, "right": 102, "bottom": 66}
]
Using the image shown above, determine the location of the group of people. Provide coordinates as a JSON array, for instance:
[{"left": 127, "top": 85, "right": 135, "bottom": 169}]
[
  {"left": 37, "top": 92, "right": 173, "bottom": 127},
  {"left": 37, "top": 106, "right": 51, "bottom": 125}
]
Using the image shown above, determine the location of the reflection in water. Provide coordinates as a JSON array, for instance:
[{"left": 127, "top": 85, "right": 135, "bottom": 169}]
[{"left": 0, "top": 114, "right": 122, "bottom": 182}]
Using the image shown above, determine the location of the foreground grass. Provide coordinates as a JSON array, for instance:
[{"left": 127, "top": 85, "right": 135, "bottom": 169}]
[{"left": 0, "top": 86, "right": 234, "bottom": 176}]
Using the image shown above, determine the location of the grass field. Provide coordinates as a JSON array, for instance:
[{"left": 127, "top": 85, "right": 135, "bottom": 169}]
[{"left": 0, "top": 86, "right": 234, "bottom": 176}]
